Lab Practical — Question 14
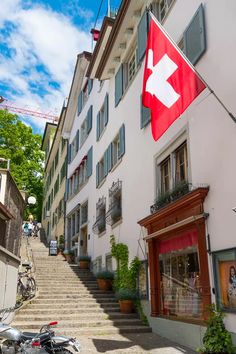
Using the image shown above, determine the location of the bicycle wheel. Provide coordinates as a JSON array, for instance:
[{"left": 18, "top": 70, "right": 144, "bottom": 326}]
[{"left": 26, "top": 277, "right": 36, "bottom": 298}]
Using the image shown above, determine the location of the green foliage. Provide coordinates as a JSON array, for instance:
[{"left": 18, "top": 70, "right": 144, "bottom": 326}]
[
  {"left": 110, "top": 235, "right": 141, "bottom": 291},
  {"left": 0, "top": 110, "right": 44, "bottom": 220},
  {"left": 197, "top": 304, "right": 236, "bottom": 353},
  {"left": 78, "top": 255, "right": 91, "bottom": 261},
  {"left": 135, "top": 299, "right": 149, "bottom": 325},
  {"left": 96, "top": 270, "right": 114, "bottom": 280},
  {"left": 58, "top": 235, "right": 64, "bottom": 250},
  {"left": 116, "top": 288, "right": 137, "bottom": 301}
]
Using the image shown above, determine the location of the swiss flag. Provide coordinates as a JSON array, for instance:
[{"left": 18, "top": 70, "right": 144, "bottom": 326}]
[{"left": 142, "top": 14, "right": 206, "bottom": 141}]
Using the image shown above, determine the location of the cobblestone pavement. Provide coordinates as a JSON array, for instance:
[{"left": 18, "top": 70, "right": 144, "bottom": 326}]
[{"left": 77, "top": 332, "right": 196, "bottom": 353}]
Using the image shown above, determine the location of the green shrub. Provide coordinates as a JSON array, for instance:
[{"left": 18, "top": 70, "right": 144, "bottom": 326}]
[
  {"left": 96, "top": 270, "right": 114, "bottom": 280},
  {"left": 197, "top": 304, "right": 236, "bottom": 354},
  {"left": 116, "top": 288, "right": 137, "bottom": 301}
]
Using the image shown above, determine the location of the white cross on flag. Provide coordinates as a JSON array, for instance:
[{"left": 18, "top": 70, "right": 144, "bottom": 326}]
[{"left": 142, "top": 13, "right": 206, "bottom": 141}]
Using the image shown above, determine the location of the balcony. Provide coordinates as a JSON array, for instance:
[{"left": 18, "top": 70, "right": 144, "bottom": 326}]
[
  {"left": 150, "top": 182, "right": 208, "bottom": 214},
  {"left": 92, "top": 214, "right": 106, "bottom": 234},
  {"left": 106, "top": 202, "right": 122, "bottom": 225}
]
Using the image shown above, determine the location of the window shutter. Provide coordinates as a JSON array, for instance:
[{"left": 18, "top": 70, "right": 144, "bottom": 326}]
[
  {"left": 96, "top": 112, "right": 100, "bottom": 141},
  {"left": 88, "top": 79, "right": 93, "bottom": 94},
  {"left": 104, "top": 93, "right": 109, "bottom": 126},
  {"left": 137, "top": 10, "right": 148, "bottom": 64},
  {"left": 184, "top": 4, "right": 206, "bottom": 65},
  {"left": 140, "top": 95, "right": 151, "bottom": 129},
  {"left": 68, "top": 144, "right": 72, "bottom": 163},
  {"left": 65, "top": 179, "right": 70, "bottom": 201},
  {"left": 108, "top": 143, "right": 113, "bottom": 172},
  {"left": 118, "top": 124, "right": 125, "bottom": 158},
  {"left": 104, "top": 149, "right": 108, "bottom": 177},
  {"left": 86, "top": 146, "right": 93, "bottom": 178},
  {"left": 78, "top": 92, "right": 83, "bottom": 115},
  {"left": 76, "top": 129, "right": 80, "bottom": 152},
  {"left": 115, "top": 64, "right": 123, "bottom": 107},
  {"left": 96, "top": 162, "right": 100, "bottom": 187},
  {"left": 86, "top": 105, "right": 93, "bottom": 134}
]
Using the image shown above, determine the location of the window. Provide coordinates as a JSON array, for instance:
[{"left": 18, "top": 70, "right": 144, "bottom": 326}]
[
  {"left": 81, "top": 202, "right": 88, "bottom": 225},
  {"left": 106, "top": 254, "right": 113, "bottom": 271},
  {"left": 157, "top": 140, "right": 188, "bottom": 196},
  {"left": 61, "top": 138, "right": 66, "bottom": 153},
  {"left": 159, "top": 238, "right": 202, "bottom": 318},
  {"left": 60, "top": 161, "right": 66, "bottom": 184},
  {"left": 158, "top": 0, "right": 174, "bottom": 21},
  {"left": 213, "top": 248, "right": 236, "bottom": 312},
  {"left": 106, "top": 180, "right": 122, "bottom": 226},
  {"left": 97, "top": 94, "right": 109, "bottom": 141},
  {"left": 128, "top": 50, "right": 136, "bottom": 82},
  {"left": 80, "top": 106, "right": 93, "bottom": 147},
  {"left": 55, "top": 150, "right": 59, "bottom": 170},
  {"left": 160, "top": 157, "right": 170, "bottom": 194},
  {"left": 76, "top": 209, "right": 80, "bottom": 234},
  {"left": 93, "top": 197, "right": 106, "bottom": 234}
]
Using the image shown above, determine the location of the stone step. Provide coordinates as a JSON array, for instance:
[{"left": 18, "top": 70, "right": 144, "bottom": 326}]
[
  {"left": 14, "top": 307, "right": 120, "bottom": 315},
  {"left": 36, "top": 284, "right": 99, "bottom": 290},
  {"left": 37, "top": 291, "right": 114, "bottom": 297},
  {"left": 12, "top": 318, "right": 145, "bottom": 329},
  {"left": 14, "top": 326, "right": 152, "bottom": 336},
  {"left": 30, "top": 298, "right": 117, "bottom": 305},
  {"left": 23, "top": 302, "right": 120, "bottom": 309},
  {"left": 14, "top": 312, "right": 137, "bottom": 321}
]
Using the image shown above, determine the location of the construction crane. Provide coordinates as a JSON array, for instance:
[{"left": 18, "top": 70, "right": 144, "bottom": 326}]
[{"left": 0, "top": 96, "right": 58, "bottom": 123}]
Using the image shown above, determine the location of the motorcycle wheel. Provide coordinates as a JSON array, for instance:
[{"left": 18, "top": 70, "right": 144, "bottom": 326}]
[{"left": 54, "top": 349, "right": 75, "bottom": 354}]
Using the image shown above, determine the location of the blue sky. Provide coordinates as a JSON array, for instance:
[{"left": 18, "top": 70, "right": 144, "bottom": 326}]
[{"left": 0, "top": 0, "right": 121, "bottom": 134}]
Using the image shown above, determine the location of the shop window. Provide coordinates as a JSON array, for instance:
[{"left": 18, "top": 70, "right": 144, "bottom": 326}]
[
  {"left": 213, "top": 248, "right": 236, "bottom": 312},
  {"left": 159, "top": 230, "right": 203, "bottom": 319}
]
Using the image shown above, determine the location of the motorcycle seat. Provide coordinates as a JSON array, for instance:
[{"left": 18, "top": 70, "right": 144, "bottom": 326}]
[{"left": 21, "top": 332, "right": 51, "bottom": 342}]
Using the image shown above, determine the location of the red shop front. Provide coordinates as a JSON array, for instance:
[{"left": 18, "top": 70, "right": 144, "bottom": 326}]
[{"left": 138, "top": 187, "right": 211, "bottom": 323}]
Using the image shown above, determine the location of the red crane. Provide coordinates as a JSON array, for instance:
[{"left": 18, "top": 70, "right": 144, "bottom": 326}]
[{"left": 0, "top": 96, "right": 58, "bottom": 123}]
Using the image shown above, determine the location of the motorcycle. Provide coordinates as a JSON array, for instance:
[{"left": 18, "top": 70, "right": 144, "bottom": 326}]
[{"left": 0, "top": 310, "right": 81, "bottom": 354}]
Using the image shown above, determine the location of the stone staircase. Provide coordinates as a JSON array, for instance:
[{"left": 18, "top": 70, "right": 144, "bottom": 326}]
[{"left": 12, "top": 238, "right": 151, "bottom": 336}]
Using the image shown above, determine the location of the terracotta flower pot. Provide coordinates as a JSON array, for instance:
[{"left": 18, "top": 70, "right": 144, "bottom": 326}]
[
  {"left": 79, "top": 260, "right": 89, "bottom": 269},
  {"left": 97, "top": 278, "right": 112, "bottom": 291},
  {"left": 119, "top": 300, "right": 134, "bottom": 313}
]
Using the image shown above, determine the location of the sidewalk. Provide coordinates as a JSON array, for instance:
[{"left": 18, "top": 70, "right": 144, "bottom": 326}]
[{"left": 76, "top": 332, "right": 196, "bottom": 353}]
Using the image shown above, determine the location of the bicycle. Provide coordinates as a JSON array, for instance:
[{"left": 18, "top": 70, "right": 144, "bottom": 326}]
[{"left": 17, "top": 264, "right": 36, "bottom": 306}]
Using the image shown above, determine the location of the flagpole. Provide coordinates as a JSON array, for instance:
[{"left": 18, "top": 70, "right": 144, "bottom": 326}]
[{"left": 147, "top": 9, "right": 236, "bottom": 124}]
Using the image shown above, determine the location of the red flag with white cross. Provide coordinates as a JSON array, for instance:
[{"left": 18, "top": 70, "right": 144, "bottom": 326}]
[{"left": 142, "top": 13, "right": 206, "bottom": 141}]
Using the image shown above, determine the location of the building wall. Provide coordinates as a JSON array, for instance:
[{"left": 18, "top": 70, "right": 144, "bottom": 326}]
[{"left": 64, "top": 0, "right": 236, "bottom": 346}]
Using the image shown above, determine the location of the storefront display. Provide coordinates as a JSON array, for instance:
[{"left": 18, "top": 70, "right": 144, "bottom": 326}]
[{"left": 213, "top": 248, "right": 236, "bottom": 311}]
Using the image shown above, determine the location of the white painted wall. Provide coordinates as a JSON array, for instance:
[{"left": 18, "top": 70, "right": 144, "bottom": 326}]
[{"left": 0, "top": 172, "right": 7, "bottom": 204}]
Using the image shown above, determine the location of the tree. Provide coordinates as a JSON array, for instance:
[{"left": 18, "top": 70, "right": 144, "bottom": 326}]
[{"left": 0, "top": 110, "right": 44, "bottom": 221}]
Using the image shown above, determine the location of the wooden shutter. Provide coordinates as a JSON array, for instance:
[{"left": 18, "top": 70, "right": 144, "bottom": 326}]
[
  {"left": 86, "top": 105, "right": 93, "bottom": 134},
  {"left": 140, "top": 95, "right": 151, "bottom": 129},
  {"left": 115, "top": 65, "right": 123, "bottom": 107},
  {"left": 88, "top": 79, "right": 93, "bottom": 94},
  {"left": 96, "top": 112, "right": 100, "bottom": 141},
  {"left": 108, "top": 143, "right": 113, "bottom": 172},
  {"left": 104, "top": 93, "right": 109, "bottom": 126},
  {"left": 78, "top": 92, "right": 83, "bottom": 115},
  {"left": 96, "top": 162, "right": 100, "bottom": 187},
  {"left": 86, "top": 146, "right": 93, "bottom": 178},
  {"left": 76, "top": 129, "right": 80, "bottom": 152},
  {"left": 118, "top": 124, "right": 125, "bottom": 158},
  {"left": 104, "top": 149, "right": 108, "bottom": 177},
  {"left": 137, "top": 10, "right": 149, "bottom": 64},
  {"left": 184, "top": 4, "right": 206, "bottom": 65},
  {"left": 68, "top": 144, "right": 72, "bottom": 163}
]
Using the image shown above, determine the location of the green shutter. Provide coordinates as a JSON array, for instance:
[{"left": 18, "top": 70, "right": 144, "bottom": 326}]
[
  {"left": 68, "top": 144, "right": 72, "bottom": 163},
  {"left": 76, "top": 129, "right": 80, "bottom": 152},
  {"left": 140, "top": 95, "right": 151, "bottom": 129},
  {"left": 104, "top": 149, "right": 108, "bottom": 177},
  {"left": 78, "top": 92, "right": 83, "bottom": 115},
  {"left": 96, "top": 112, "right": 100, "bottom": 141},
  {"left": 184, "top": 4, "right": 206, "bottom": 65},
  {"left": 104, "top": 93, "right": 109, "bottom": 126},
  {"left": 108, "top": 142, "right": 113, "bottom": 171},
  {"left": 118, "top": 124, "right": 125, "bottom": 158},
  {"left": 115, "top": 65, "right": 123, "bottom": 107},
  {"left": 86, "top": 146, "right": 93, "bottom": 178},
  {"left": 88, "top": 79, "right": 93, "bottom": 94},
  {"left": 137, "top": 10, "right": 148, "bottom": 64},
  {"left": 86, "top": 105, "right": 93, "bottom": 134},
  {"left": 96, "top": 162, "right": 100, "bottom": 187}
]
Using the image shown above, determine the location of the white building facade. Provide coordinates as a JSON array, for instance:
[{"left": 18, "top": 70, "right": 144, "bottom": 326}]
[{"left": 62, "top": 0, "right": 236, "bottom": 349}]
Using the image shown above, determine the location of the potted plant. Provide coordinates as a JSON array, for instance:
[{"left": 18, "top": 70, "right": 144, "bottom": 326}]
[
  {"left": 96, "top": 270, "right": 114, "bottom": 290},
  {"left": 78, "top": 255, "right": 91, "bottom": 269},
  {"left": 116, "top": 288, "right": 137, "bottom": 314},
  {"left": 63, "top": 250, "right": 74, "bottom": 264},
  {"left": 197, "top": 304, "right": 236, "bottom": 354}
]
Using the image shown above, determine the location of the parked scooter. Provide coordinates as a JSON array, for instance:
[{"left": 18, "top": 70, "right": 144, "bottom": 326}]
[{"left": 0, "top": 310, "right": 81, "bottom": 354}]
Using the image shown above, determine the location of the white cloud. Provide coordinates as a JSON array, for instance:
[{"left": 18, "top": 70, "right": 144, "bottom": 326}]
[{"left": 0, "top": 0, "right": 92, "bottom": 133}]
